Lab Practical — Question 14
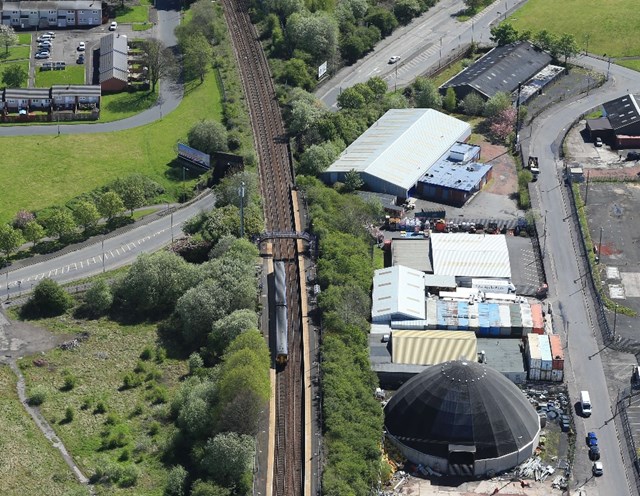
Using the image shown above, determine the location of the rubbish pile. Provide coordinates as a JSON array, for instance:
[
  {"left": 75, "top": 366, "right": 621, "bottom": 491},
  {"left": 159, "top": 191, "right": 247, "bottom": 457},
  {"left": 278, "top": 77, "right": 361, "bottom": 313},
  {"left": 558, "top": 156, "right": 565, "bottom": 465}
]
[{"left": 515, "top": 456, "right": 557, "bottom": 481}]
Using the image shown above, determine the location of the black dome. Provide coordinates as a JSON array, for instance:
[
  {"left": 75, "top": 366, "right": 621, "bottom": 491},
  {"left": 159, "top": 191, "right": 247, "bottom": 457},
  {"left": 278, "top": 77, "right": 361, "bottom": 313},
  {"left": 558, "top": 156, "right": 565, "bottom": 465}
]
[{"left": 384, "top": 360, "right": 539, "bottom": 460}]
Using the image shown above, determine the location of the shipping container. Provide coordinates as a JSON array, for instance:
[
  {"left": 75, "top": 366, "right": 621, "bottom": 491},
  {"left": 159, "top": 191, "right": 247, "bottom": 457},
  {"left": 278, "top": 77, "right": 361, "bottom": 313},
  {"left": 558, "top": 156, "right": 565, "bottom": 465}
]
[
  {"left": 527, "top": 334, "right": 542, "bottom": 370},
  {"left": 539, "top": 335, "right": 553, "bottom": 371},
  {"left": 529, "top": 367, "right": 541, "bottom": 381},
  {"left": 520, "top": 303, "right": 533, "bottom": 335},
  {"left": 531, "top": 303, "right": 544, "bottom": 335},
  {"left": 478, "top": 302, "right": 491, "bottom": 336},
  {"left": 426, "top": 299, "right": 438, "bottom": 329},
  {"left": 488, "top": 303, "right": 501, "bottom": 336},
  {"left": 468, "top": 302, "right": 479, "bottom": 330},
  {"left": 540, "top": 369, "right": 553, "bottom": 381},
  {"left": 551, "top": 368, "right": 564, "bottom": 382},
  {"left": 499, "top": 304, "right": 512, "bottom": 336},
  {"left": 509, "top": 303, "right": 523, "bottom": 337},
  {"left": 458, "top": 301, "right": 469, "bottom": 330},
  {"left": 549, "top": 334, "right": 564, "bottom": 370},
  {"left": 437, "top": 300, "right": 448, "bottom": 329}
]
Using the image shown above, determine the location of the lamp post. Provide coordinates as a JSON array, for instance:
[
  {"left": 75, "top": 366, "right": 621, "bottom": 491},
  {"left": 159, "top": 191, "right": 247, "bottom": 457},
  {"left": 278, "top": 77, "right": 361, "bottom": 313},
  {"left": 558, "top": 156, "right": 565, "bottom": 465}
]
[
  {"left": 438, "top": 37, "right": 443, "bottom": 68},
  {"left": 239, "top": 181, "right": 246, "bottom": 238}
]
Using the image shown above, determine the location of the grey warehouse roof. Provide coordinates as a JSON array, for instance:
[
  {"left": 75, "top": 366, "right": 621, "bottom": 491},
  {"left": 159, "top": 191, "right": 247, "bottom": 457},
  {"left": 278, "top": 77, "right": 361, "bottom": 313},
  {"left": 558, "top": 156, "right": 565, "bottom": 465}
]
[
  {"left": 602, "top": 94, "right": 640, "bottom": 131},
  {"left": 384, "top": 360, "right": 539, "bottom": 460},
  {"left": 420, "top": 160, "right": 492, "bottom": 192},
  {"left": 392, "top": 239, "right": 433, "bottom": 273},
  {"left": 440, "top": 41, "right": 552, "bottom": 99}
]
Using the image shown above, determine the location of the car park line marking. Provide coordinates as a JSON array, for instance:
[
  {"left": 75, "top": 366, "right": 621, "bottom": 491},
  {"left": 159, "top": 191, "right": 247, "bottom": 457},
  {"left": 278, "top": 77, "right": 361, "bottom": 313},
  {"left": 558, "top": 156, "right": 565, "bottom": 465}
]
[{"left": 109, "top": 250, "right": 114, "bottom": 257}]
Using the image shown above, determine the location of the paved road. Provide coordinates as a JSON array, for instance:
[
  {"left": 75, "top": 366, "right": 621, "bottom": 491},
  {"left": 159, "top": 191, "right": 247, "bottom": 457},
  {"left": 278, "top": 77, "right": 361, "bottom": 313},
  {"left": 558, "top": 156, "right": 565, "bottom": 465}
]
[
  {"left": 0, "top": 192, "right": 215, "bottom": 301},
  {"left": 526, "top": 56, "right": 640, "bottom": 496},
  {"left": 0, "top": 0, "right": 183, "bottom": 137},
  {"left": 315, "top": 0, "right": 528, "bottom": 109}
]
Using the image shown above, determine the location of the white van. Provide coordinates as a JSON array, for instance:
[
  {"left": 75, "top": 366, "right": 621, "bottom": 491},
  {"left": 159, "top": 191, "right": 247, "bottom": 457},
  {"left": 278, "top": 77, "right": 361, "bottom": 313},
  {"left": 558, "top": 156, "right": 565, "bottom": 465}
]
[{"left": 581, "top": 390, "right": 592, "bottom": 417}]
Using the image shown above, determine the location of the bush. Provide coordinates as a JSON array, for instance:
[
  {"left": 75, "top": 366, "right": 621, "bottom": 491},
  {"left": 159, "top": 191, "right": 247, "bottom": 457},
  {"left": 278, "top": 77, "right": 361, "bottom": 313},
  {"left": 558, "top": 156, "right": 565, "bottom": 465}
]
[
  {"left": 83, "top": 279, "right": 113, "bottom": 317},
  {"left": 147, "top": 384, "right": 169, "bottom": 404},
  {"left": 164, "top": 465, "right": 188, "bottom": 496},
  {"left": 139, "top": 345, "right": 154, "bottom": 361},
  {"left": 188, "top": 352, "right": 204, "bottom": 375},
  {"left": 94, "top": 400, "right": 108, "bottom": 414},
  {"left": 22, "top": 278, "right": 73, "bottom": 318},
  {"left": 64, "top": 406, "right": 74, "bottom": 423},
  {"left": 122, "top": 372, "right": 142, "bottom": 390},
  {"left": 62, "top": 372, "right": 77, "bottom": 391},
  {"left": 28, "top": 385, "right": 48, "bottom": 406}
]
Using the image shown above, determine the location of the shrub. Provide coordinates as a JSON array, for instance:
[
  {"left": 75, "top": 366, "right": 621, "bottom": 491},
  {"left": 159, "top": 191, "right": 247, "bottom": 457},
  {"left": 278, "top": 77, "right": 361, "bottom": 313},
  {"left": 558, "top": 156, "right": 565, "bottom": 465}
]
[
  {"left": 28, "top": 385, "right": 48, "bottom": 406},
  {"left": 147, "top": 384, "right": 169, "bottom": 405},
  {"left": 164, "top": 465, "right": 188, "bottom": 496},
  {"left": 22, "top": 278, "right": 73, "bottom": 318},
  {"left": 122, "top": 372, "right": 142, "bottom": 390},
  {"left": 188, "top": 352, "right": 204, "bottom": 375},
  {"left": 101, "top": 424, "right": 131, "bottom": 449},
  {"left": 139, "top": 346, "right": 154, "bottom": 361},
  {"left": 83, "top": 279, "right": 113, "bottom": 317},
  {"left": 62, "top": 373, "right": 77, "bottom": 391},
  {"left": 64, "top": 406, "right": 74, "bottom": 423},
  {"left": 148, "top": 421, "right": 160, "bottom": 436},
  {"left": 94, "top": 400, "right": 108, "bottom": 414}
]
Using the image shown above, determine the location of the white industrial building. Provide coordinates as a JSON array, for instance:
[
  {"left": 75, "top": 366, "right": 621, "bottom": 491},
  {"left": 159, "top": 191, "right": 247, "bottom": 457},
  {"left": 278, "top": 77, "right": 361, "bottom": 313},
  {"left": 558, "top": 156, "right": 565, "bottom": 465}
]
[
  {"left": 430, "top": 233, "right": 511, "bottom": 281},
  {"left": 322, "top": 109, "right": 472, "bottom": 198},
  {"left": 371, "top": 265, "right": 426, "bottom": 323}
]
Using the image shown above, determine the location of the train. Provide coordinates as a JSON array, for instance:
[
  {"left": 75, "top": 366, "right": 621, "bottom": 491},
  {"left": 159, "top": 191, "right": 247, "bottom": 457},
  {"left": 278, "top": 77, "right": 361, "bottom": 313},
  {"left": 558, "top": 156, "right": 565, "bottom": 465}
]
[{"left": 274, "top": 261, "right": 289, "bottom": 366}]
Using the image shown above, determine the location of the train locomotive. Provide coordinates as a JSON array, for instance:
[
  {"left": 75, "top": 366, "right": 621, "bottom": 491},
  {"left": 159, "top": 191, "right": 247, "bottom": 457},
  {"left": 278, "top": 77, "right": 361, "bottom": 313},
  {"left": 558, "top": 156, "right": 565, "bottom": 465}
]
[{"left": 274, "top": 261, "right": 289, "bottom": 366}]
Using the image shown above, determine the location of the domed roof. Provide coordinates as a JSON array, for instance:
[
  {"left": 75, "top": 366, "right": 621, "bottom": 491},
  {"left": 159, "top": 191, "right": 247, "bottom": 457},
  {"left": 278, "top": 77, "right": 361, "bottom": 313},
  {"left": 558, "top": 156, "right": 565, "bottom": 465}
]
[{"left": 384, "top": 360, "right": 539, "bottom": 460}]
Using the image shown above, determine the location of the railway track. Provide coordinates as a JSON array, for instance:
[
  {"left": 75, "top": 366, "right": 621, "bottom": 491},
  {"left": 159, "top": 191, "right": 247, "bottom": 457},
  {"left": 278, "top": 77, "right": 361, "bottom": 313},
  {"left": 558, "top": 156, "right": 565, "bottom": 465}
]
[{"left": 220, "top": 1, "right": 304, "bottom": 495}]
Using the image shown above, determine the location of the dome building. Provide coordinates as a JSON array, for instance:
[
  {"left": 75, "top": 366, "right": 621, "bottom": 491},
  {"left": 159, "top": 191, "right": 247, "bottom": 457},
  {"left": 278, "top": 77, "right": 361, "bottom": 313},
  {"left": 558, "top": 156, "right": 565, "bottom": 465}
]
[{"left": 384, "top": 360, "right": 540, "bottom": 477}]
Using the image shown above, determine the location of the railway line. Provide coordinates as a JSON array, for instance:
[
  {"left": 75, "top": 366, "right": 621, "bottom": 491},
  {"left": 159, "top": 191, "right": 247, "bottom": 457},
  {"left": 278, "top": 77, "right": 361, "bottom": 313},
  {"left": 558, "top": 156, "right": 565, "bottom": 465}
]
[{"left": 220, "top": 1, "right": 306, "bottom": 495}]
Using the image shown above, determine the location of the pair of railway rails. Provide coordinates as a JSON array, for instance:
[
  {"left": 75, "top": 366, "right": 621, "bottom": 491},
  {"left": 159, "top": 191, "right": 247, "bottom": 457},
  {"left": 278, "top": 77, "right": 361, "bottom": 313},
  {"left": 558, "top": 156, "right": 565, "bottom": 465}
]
[{"left": 220, "top": 0, "right": 307, "bottom": 494}]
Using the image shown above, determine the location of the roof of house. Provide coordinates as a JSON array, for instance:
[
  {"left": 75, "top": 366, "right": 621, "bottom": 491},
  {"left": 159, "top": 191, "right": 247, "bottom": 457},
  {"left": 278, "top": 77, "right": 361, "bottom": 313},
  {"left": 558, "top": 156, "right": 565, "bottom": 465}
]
[
  {"left": 602, "top": 94, "right": 640, "bottom": 131},
  {"left": 430, "top": 233, "right": 511, "bottom": 278},
  {"left": 391, "top": 239, "right": 433, "bottom": 273},
  {"left": 372, "top": 265, "right": 426, "bottom": 322},
  {"left": 391, "top": 330, "right": 477, "bottom": 365},
  {"left": 1, "top": 1, "right": 100, "bottom": 10},
  {"left": 4, "top": 88, "right": 51, "bottom": 99},
  {"left": 440, "top": 41, "right": 552, "bottom": 99},
  {"left": 51, "top": 84, "right": 101, "bottom": 97},
  {"left": 99, "top": 33, "right": 128, "bottom": 84},
  {"left": 324, "top": 109, "right": 471, "bottom": 192}
]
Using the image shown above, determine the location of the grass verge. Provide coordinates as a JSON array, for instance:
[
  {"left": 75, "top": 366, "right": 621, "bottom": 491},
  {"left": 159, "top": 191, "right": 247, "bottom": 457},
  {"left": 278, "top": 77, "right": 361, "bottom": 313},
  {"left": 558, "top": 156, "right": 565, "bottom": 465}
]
[
  {"left": 114, "top": 5, "right": 149, "bottom": 23},
  {"left": 17, "top": 33, "right": 32, "bottom": 45},
  {"left": 0, "top": 365, "right": 84, "bottom": 495},
  {"left": 19, "top": 316, "right": 187, "bottom": 494},
  {"left": 35, "top": 65, "right": 85, "bottom": 87},
  {"left": 132, "top": 22, "right": 153, "bottom": 31},
  {"left": 617, "top": 59, "right": 640, "bottom": 72},
  {"left": 0, "top": 45, "right": 31, "bottom": 61},
  {"left": 0, "top": 69, "right": 221, "bottom": 223},
  {"left": 99, "top": 89, "right": 158, "bottom": 122}
]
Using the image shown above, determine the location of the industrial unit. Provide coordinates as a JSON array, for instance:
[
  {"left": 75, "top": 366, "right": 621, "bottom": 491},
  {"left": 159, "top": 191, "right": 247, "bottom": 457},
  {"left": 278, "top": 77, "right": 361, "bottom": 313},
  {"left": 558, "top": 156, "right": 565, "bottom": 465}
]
[{"left": 586, "top": 93, "right": 640, "bottom": 148}]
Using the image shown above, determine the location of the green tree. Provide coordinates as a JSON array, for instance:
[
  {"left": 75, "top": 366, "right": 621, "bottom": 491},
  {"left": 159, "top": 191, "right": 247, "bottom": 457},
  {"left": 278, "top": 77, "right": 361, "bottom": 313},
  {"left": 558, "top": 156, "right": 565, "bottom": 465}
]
[
  {"left": 365, "top": 7, "right": 398, "bottom": 37},
  {"left": 2, "top": 64, "right": 27, "bottom": 88},
  {"left": 279, "top": 58, "right": 315, "bottom": 90},
  {"left": 117, "top": 181, "right": 146, "bottom": 216},
  {"left": 443, "top": 87, "right": 457, "bottom": 112},
  {"left": 413, "top": 77, "right": 442, "bottom": 109},
  {"left": 98, "top": 191, "right": 125, "bottom": 222},
  {"left": 463, "top": 0, "right": 483, "bottom": 12},
  {"left": 187, "top": 119, "right": 228, "bottom": 155},
  {"left": 394, "top": 0, "right": 421, "bottom": 24},
  {"left": 264, "top": 0, "right": 304, "bottom": 20},
  {"left": 22, "top": 220, "right": 45, "bottom": 246},
  {"left": 164, "top": 465, "right": 188, "bottom": 496},
  {"left": 44, "top": 209, "right": 76, "bottom": 240},
  {"left": 366, "top": 76, "right": 388, "bottom": 97},
  {"left": 83, "top": 279, "right": 113, "bottom": 317},
  {"left": 381, "top": 92, "right": 409, "bottom": 110},
  {"left": 286, "top": 11, "right": 339, "bottom": 63},
  {"left": 73, "top": 201, "right": 100, "bottom": 231},
  {"left": 483, "top": 91, "right": 512, "bottom": 119},
  {"left": 143, "top": 38, "right": 177, "bottom": 92},
  {"left": 490, "top": 23, "right": 519, "bottom": 46},
  {"left": 532, "top": 29, "right": 557, "bottom": 53},
  {"left": 0, "top": 25, "right": 18, "bottom": 55},
  {"left": 208, "top": 308, "right": 259, "bottom": 356},
  {"left": 298, "top": 141, "right": 341, "bottom": 176},
  {"left": 288, "top": 98, "right": 327, "bottom": 135},
  {"left": 556, "top": 33, "right": 579, "bottom": 66},
  {"left": 182, "top": 33, "right": 213, "bottom": 83},
  {"left": 0, "top": 224, "right": 24, "bottom": 258},
  {"left": 460, "top": 92, "right": 485, "bottom": 115},
  {"left": 343, "top": 169, "right": 364, "bottom": 192},
  {"left": 200, "top": 433, "right": 254, "bottom": 489},
  {"left": 190, "top": 481, "right": 231, "bottom": 496},
  {"left": 23, "top": 278, "right": 73, "bottom": 318},
  {"left": 337, "top": 86, "right": 366, "bottom": 109}
]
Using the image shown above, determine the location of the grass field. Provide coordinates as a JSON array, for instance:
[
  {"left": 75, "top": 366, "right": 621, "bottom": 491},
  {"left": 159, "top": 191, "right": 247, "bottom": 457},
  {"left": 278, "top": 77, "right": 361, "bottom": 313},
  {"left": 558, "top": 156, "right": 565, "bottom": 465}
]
[
  {"left": 115, "top": 5, "right": 150, "bottom": 23},
  {"left": 17, "top": 33, "right": 32, "bottom": 45},
  {"left": 100, "top": 89, "right": 158, "bottom": 122},
  {"left": 0, "top": 46, "right": 31, "bottom": 61},
  {"left": 0, "top": 71, "right": 221, "bottom": 223},
  {"left": 35, "top": 65, "right": 85, "bottom": 87},
  {"left": 19, "top": 316, "right": 188, "bottom": 494},
  {"left": 509, "top": 0, "right": 640, "bottom": 58},
  {"left": 0, "top": 365, "right": 84, "bottom": 495}
]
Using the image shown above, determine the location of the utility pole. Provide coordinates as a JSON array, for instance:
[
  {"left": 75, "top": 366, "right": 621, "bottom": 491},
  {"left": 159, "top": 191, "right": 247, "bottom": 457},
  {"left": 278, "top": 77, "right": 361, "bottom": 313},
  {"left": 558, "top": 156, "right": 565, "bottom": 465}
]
[
  {"left": 515, "top": 83, "right": 522, "bottom": 143},
  {"left": 597, "top": 227, "right": 603, "bottom": 263},
  {"left": 584, "top": 170, "right": 591, "bottom": 205},
  {"left": 239, "top": 181, "right": 246, "bottom": 238}
]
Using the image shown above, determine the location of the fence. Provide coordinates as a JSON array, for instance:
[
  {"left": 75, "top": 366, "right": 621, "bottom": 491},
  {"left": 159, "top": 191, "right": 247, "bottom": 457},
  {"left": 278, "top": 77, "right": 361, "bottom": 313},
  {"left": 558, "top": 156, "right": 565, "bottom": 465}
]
[{"left": 617, "top": 387, "right": 640, "bottom": 495}]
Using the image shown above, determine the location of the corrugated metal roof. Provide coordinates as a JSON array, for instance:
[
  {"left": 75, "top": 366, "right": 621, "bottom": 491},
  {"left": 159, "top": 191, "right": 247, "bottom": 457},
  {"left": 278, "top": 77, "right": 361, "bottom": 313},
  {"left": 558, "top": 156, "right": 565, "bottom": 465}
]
[
  {"left": 51, "top": 85, "right": 101, "bottom": 97},
  {"left": 431, "top": 233, "right": 511, "bottom": 278},
  {"left": 391, "top": 239, "right": 432, "bottom": 273},
  {"left": 325, "top": 108, "right": 471, "bottom": 191},
  {"left": 371, "top": 265, "right": 426, "bottom": 322},
  {"left": 391, "top": 330, "right": 477, "bottom": 365},
  {"left": 419, "top": 160, "right": 492, "bottom": 192},
  {"left": 603, "top": 94, "right": 640, "bottom": 131},
  {"left": 423, "top": 274, "right": 456, "bottom": 288}
]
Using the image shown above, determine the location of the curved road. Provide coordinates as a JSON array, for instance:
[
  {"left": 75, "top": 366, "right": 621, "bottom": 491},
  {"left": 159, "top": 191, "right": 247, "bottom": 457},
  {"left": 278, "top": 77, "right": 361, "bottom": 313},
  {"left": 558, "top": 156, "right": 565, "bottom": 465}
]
[{"left": 0, "top": 0, "right": 183, "bottom": 137}]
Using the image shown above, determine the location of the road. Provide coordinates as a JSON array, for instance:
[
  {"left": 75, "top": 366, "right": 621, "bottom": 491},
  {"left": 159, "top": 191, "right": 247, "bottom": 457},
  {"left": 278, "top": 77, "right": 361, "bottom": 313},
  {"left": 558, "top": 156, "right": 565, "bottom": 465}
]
[
  {"left": 0, "top": 0, "right": 183, "bottom": 137},
  {"left": 0, "top": 192, "right": 215, "bottom": 301},
  {"left": 526, "top": 56, "right": 640, "bottom": 496},
  {"left": 315, "top": 0, "right": 528, "bottom": 109}
]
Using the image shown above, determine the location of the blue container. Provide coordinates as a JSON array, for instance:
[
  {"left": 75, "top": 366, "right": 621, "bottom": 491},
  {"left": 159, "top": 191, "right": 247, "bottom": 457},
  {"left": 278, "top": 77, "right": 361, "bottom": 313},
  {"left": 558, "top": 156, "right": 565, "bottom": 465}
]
[
  {"left": 437, "top": 300, "right": 448, "bottom": 329},
  {"left": 458, "top": 301, "right": 469, "bottom": 330},
  {"left": 478, "top": 302, "right": 491, "bottom": 336},
  {"left": 489, "top": 303, "right": 501, "bottom": 336}
]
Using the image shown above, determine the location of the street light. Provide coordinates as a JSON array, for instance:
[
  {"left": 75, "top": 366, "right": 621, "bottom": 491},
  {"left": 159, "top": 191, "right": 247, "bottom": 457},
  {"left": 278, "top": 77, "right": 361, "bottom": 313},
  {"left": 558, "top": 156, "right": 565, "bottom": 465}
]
[{"left": 239, "top": 181, "right": 246, "bottom": 238}]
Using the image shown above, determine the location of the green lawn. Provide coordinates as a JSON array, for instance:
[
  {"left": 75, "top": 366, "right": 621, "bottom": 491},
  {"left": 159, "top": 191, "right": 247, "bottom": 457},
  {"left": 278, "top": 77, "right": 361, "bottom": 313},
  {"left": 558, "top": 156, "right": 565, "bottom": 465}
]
[
  {"left": 0, "top": 70, "right": 221, "bottom": 223},
  {"left": 19, "top": 317, "right": 187, "bottom": 494},
  {"left": 115, "top": 5, "right": 150, "bottom": 23},
  {"left": 0, "top": 45, "right": 31, "bottom": 61},
  {"left": 617, "top": 59, "right": 640, "bottom": 72},
  {"left": 509, "top": 0, "right": 640, "bottom": 58},
  {"left": 35, "top": 65, "right": 85, "bottom": 87},
  {"left": 132, "top": 22, "right": 153, "bottom": 31},
  {"left": 0, "top": 365, "right": 84, "bottom": 495},
  {"left": 100, "top": 88, "right": 158, "bottom": 122},
  {"left": 17, "top": 33, "right": 32, "bottom": 45}
]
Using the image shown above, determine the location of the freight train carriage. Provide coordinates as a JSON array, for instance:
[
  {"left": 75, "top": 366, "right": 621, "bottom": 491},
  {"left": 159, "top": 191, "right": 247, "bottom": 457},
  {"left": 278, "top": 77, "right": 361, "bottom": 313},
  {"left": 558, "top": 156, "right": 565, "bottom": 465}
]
[{"left": 274, "top": 261, "right": 288, "bottom": 365}]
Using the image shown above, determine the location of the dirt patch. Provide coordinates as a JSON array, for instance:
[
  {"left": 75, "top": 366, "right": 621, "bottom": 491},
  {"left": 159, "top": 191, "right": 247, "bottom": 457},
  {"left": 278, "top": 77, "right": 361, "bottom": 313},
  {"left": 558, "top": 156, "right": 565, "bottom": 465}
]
[
  {"left": 478, "top": 140, "right": 518, "bottom": 197},
  {"left": 587, "top": 165, "right": 640, "bottom": 179},
  {"left": 0, "top": 310, "right": 69, "bottom": 362}
]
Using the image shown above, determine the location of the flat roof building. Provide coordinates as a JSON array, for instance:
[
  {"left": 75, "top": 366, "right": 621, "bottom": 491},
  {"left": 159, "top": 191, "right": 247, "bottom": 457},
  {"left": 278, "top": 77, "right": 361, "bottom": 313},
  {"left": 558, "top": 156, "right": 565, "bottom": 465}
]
[
  {"left": 391, "top": 330, "right": 477, "bottom": 365},
  {"left": 391, "top": 239, "right": 432, "bottom": 273}
]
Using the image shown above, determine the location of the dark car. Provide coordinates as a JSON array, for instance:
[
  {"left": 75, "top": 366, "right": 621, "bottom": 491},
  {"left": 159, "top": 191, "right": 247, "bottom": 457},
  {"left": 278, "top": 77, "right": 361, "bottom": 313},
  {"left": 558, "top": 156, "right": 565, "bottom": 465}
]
[
  {"left": 627, "top": 151, "right": 640, "bottom": 161},
  {"left": 589, "top": 445, "right": 601, "bottom": 460},
  {"left": 587, "top": 432, "right": 598, "bottom": 447},
  {"left": 77, "top": 54, "right": 85, "bottom": 64}
]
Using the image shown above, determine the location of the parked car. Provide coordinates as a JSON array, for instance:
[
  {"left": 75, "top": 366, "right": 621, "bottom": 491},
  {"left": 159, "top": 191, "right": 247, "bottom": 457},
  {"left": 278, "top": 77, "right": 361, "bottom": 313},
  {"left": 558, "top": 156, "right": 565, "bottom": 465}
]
[
  {"left": 38, "top": 41, "right": 52, "bottom": 48},
  {"left": 109, "top": 21, "right": 118, "bottom": 30},
  {"left": 626, "top": 151, "right": 640, "bottom": 161},
  {"left": 35, "top": 51, "right": 50, "bottom": 59},
  {"left": 388, "top": 56, "right": 401, "bottom": 64},
  {"left": 595, "top": 137, "right": 603, "bottom": 147},
  {"left": 586, "top": 432, "right": 598, "bottom": 447},
  {"left": 46, "top": 31, "right": 55, "bottom": 37},
  {"left": 592, "top": 461, "right": 604, "bottom": 476},
  {"left": 77, "top": 54, "right": 85, "bottom": 64},
  {"left": 37, "top": 34, "right": 51, "bottom": 42},
  {"left": 589, "top": 445, "right": 601, "bottom": 461},
  {"left": 77, "top": 41, "right": 86, "bottom": 51}
]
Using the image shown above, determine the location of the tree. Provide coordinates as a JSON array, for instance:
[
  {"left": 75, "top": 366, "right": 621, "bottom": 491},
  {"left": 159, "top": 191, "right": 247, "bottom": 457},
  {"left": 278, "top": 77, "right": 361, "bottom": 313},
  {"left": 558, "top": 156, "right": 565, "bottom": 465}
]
[
  {"left": 73, "top": 201, "right": 100, "bottom": 231},
  {"left": 366, "top": 76, "right": 388, "bottom": 98},
  {"left": 23, "top": 221, "right": 45, "bottom": 246},
  {"left": 463, "top": 0, "right": 483, "bottom": 11},
  {"left": 0, "top": 25, "right": 18, "bottom": 55},
  {"left": 208, "top": 308, "right": 259, "bottom": 356},
  {"left": 483, "top": 91, "right": 512, "bottom": 119},
  {"left": 489, "top": 106, "right": 516, "bottom": 143},
  {"left": 288, "top": 98, "right": 326, "bottom": 135},
  {"left": 44, "top": 209, "right": 76, "bottom": 240},
  {"left": 343, "top": 169, "right": 364, "bottom": 192},
  {"left": 264, "top": 0, "right": 304, "bottom": 20},
  {"left": 143, "top": 38, "right": 177, "bottom": 92},
  {"left": 286, "top": 11, "right": 339, "bottom": 63},
  {"left": 23, "top": 278, "right": 73, "bottom": 318},
  {"left": 2, "top": 64, "right": 27, "bottom": 88},
  {"left": 182, "top": 33, "right": 213, "bottom": 83},
  {"left": 413, "top": 77, "right": 442, "bottom": 109},
  {"left": 556, "top": 33, "right": 579, "bottom": 66},
  {"left": 394, "top": 0, "right": 421, "bottom": 24},
  {"left": 381, "top": 92, "right": 409, "bottom": 110},
  {"left": 187, "top": 119, "right": 228, "bottom": 155},
  {"left": 532, "top": 29, "right": 557, "bottom": 53},
  {"left": 279, "top": 58, "right": 315, "bottom": 90},
  {"left": 164, "top": 465, "right": 188, "bottom": 496},
  {"left": 190, "top": 481, "right": 231, "bottom": 496},
  {"left": 365, "top": 7, "right": 398, "bottom": 37},
  {"left": 214, "top": 170, "right": 259, "bottom": 208},
  {"left": 83, "top": 279, "right": 113, "bottom": 317},
  {"left": 117, "top": 182, "right": 146, "bottom": 216},
  {"left": 12, "top": 209, "right": 35, "bottom": 229},
  {"left": 200, "top": 433, "right": 255, "bottom": 489},
  {"left": 337, "top": 87, "right": 366, "bottom": 109},
  {"left": 298, "top": 141, "right": 341, "bottom": 176},
  {"left": 0, "top": 224, "right": 23, "bottom": 258},
  {"left": 443, "top": 87, "right": 457, "bottom": 112},
  {"left": 490, "top": 23, "right": 519, "bottom": 46},
  {"left": 98, "top": 191, "right": 125, "bottom": 222},
  {"left": 460, "top": 92, "right": 485, "bottom": 115}
]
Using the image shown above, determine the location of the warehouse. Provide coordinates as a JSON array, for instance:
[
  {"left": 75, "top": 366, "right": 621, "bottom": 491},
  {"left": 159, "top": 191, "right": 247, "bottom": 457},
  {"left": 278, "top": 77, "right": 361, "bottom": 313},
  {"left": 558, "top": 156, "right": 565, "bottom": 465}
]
[
  {"left": 322, "top": 109, "right": 471, "bottom": 198},
  {"left": 371, "top": 265, "right": 426, "bottom": 323},
  {"left": 391, "top": 239, "right": 432, "bottom": 273},
  {"left": 586, "top": 93, "right": 640, "bottom": 148},
  {"left": 384, "top": 360, "right": 540, "bottom": 477},
  {"left": 430, "top": 232, "right": 512, "bottom": 281},
  {"left": 391, "top": 330, "right": 477, "bottom": 365}
]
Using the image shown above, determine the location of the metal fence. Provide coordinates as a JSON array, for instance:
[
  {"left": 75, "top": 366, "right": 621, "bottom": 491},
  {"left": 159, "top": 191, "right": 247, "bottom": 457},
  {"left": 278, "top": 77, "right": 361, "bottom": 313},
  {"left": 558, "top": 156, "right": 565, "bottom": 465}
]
[{"left": 618, "top": 387, "right": 640, "bottom": 495}]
